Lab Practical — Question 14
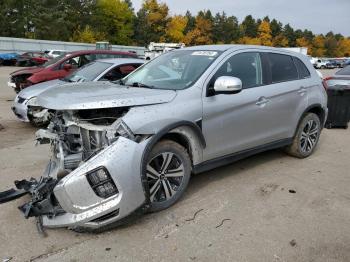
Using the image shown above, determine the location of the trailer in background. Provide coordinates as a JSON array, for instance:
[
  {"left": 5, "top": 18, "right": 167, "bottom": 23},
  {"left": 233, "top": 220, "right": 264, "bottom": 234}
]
[{"left": 144, "top": 42, "right": 185, "bottom": 60}]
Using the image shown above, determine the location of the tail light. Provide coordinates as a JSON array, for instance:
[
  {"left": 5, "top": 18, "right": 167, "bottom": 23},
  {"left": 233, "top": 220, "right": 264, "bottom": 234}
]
[{"left": 322, "top": 77, "right": 331, "bottom": 90}]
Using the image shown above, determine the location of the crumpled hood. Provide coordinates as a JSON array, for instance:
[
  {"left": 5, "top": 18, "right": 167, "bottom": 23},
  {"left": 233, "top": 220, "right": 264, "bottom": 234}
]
[
  {"left": 11, "top": 67, "right": 44, "bottom": 76},
  {"left": 37, "top": 81, "right": 177, "bottom": 110},
  {"left": 18, "top": 79, "right": 64, "bottom": 99}
]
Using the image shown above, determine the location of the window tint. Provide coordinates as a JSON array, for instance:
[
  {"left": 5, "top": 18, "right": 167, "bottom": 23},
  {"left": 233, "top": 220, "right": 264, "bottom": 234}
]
[
  {"left": 268, "top": 53, "right": 298, "bottom": 83},
  {"left": 293, "top": 57, "right": 311, "bottom": 79},
  {"left": 211, "top": 52, "right": 262, "bottom": 89}
]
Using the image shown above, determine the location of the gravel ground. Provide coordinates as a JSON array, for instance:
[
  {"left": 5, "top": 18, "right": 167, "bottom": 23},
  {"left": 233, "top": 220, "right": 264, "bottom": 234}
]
[{"left": 0, "top": 67, "right": 349, "bottom": 262}]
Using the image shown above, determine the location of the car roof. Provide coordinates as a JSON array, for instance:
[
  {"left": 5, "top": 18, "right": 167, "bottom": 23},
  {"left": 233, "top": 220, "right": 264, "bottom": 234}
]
[
  {"left": 66, "top": 49, "right": 136, "bottom": 56},
  {"left": 179, "top": 44, "right": 306, "bottom": 57},
  {"left": 95, "top": 58, "right": 145, "bottom": 65}
]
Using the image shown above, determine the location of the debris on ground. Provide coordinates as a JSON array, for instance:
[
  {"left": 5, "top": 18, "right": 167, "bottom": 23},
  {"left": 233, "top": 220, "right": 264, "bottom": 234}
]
[
  {"left": 215, "top": 218, "right": 231, "bottom": 228},
  {"left": 2, "top": 257, "right": 12, "bottom": 262},
  {"left": 105, "top": 248, "right": 111, "bottom": 251},
  {"left": 289, "top": 189, "right": 296, "bottom": 194},
  {"left": 259, "top": 184, "right": 279, "bottom": 196},
  {"left": 290, "top": 239, "right": 297, "bottom": 247},
  {"left": 0, "top": 123, "right": 4, "bottom": 131},
  {"left": 185, "top": 209, "right": 204, "bottom": 222}
]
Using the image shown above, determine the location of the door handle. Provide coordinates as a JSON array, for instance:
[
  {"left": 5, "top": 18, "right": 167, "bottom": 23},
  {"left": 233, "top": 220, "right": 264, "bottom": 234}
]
[
  {"left": 297, "top": 87, "right": 307, "bottom": 95},
  {"left": 256, "top": 97, "right": 270, "bottom": 106}
]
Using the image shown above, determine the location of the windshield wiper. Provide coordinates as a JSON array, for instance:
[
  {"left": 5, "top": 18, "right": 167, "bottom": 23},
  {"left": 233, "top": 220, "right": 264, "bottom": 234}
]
[
  {"left": 131, "top": 82, "right": 154, "bottom": 89},
  {"left": 62, "top": 78, "right": 73, "bottom": 82},
  {"left": 115, "top": 79, "right": 125, "bottom": 85}
]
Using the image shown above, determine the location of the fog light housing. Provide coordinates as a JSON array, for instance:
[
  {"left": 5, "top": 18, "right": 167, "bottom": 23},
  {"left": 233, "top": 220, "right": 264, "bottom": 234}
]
[{"left": 86, "top": 168, "right": 118, "bottom": 199}]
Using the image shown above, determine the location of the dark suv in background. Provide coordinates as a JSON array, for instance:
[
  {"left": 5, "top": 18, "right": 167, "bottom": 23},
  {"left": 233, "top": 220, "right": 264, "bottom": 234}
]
[{"left": 8, "top": 50, "right": 138, "bottom": 93}]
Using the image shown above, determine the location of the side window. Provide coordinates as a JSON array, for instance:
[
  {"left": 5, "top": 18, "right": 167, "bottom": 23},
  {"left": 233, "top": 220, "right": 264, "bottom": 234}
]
[
  {"left": 101, "top": 64, "right": 140, "bottom": 81},
  {"left": 268, "top": 53, "right": 298, "bottom": 83},
  {"left": 60, "top": 56, "right": 80, "bottom": 69},
  {"left": 293, "top": 57, "right": 311, "bottom": 79},
  {"left": 78, "top": 55, "right": 92, "bottom": 67},
  {"left": 210, "top": 52, "right": 263, "bottom": 89}
]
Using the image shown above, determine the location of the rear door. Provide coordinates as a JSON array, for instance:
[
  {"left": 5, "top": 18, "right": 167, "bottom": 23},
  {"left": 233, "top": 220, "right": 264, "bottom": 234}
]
[{"left": 262, "top": 52, "right": 309, "bottom": 139}]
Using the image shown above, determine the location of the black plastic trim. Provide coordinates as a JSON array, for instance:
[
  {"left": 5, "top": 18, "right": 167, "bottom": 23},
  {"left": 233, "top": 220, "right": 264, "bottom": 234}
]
[
  {"left": 295, "top": 104, "right": 326, "bottom": 135},
  {"left": 193, "top": 138, "right": 293, "bottom": 174}
]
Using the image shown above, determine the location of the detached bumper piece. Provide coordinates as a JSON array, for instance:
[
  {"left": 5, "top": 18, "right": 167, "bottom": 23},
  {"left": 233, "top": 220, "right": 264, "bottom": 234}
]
[
  {"left": 0, "top": 177, "right": 65, "bottom": 219},
  {"left": 0, "top": 188, "right": 28, "bottom": 204}
]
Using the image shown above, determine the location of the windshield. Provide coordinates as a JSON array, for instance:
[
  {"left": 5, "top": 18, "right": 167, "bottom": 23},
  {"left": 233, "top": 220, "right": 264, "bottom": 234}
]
[
  {"left": 64, "top": 61, "right": 112, "bottom": 82},
  {"left": 41, "top": 53, "right": 70, "bottom": 68},
  {"left": 123, "top": 50, "right": 221, "bottom": 90}
]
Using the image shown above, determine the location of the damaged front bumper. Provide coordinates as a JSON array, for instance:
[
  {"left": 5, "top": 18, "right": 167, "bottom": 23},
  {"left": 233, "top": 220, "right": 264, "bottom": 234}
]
[
  {"left": 44, "top": 136, "right": 148, "bottom": 229},
  {"left": 1, "top": 125, "right": 150, "bottom": 230}
]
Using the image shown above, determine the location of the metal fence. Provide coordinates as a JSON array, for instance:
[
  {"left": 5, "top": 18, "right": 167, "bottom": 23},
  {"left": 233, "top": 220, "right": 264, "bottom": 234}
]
[{"left": 0, "top": 37, "right": 145, "bottom": 56}]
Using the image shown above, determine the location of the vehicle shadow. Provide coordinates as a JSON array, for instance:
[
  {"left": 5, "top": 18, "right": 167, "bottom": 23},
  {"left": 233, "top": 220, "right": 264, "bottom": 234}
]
[{"left": 183, "top": 148, "right": 286, "bottom": 199}]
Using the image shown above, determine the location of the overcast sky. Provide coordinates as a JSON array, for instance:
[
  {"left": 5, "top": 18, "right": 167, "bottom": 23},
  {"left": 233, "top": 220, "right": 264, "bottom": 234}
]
[{"left": 131, "top": 0, "right": 350, "bottom": 36}]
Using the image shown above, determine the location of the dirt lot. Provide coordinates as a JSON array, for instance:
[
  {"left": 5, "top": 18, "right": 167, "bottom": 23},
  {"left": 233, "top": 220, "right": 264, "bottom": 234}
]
[{"left": 0, "top": 67, "right": 349, "bottom": 262}]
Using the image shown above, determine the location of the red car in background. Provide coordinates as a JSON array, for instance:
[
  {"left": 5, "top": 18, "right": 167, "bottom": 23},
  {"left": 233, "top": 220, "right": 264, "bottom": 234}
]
[
  {"left": 16, "top": 52, "right": 50, "bottom": 67},
  {"left": 9, "top": 50, "right": 138, "bottom": 93}
]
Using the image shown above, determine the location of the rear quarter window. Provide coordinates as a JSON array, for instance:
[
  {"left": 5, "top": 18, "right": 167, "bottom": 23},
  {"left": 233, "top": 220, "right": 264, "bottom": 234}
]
[
  {"left": 268, "top": 53, "right": 299, "bottom": 83},
  {"left": 293, "top": 57, "right": 311, "bottom": 79}
]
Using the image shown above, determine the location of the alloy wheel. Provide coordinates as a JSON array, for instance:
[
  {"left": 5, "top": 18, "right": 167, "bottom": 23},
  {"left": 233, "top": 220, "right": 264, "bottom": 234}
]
[
  {"left": 300, "top": 119, "right": 319, "bottom": 154},
  {"left": 146, "top": 152, "right": 185, "bottom": 203}
]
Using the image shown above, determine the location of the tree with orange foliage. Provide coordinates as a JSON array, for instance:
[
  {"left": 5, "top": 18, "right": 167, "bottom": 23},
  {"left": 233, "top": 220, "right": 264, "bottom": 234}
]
[
  {"left": 272, "top": 34, "right": 289, "bottom": 47},
  {"left": 258, "top": 20, "right": 273, "bottom": 46},
  {"left": 312, "top": 35, "right": 326, "bottom": 57},
  {"left": 337, "top": 38, "right": 350, "bottom": 57},
  {"left": 165, "top": 15, "right": 188, "bottom": 42},
  {"left": 184, "top": 16, "right": 213, "bottom": 45}
]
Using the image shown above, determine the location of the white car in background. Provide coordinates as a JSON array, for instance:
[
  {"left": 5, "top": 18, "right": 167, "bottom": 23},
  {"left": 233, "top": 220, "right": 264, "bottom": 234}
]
[
  {"left": 12, "top": 58, "right": 144, "bottom": 126},
  {"left": 314, "top": 59, "right": 328, "bottom": 69},
  {"left": 45, "top": 50, "right": 67, "bottom": 58}
]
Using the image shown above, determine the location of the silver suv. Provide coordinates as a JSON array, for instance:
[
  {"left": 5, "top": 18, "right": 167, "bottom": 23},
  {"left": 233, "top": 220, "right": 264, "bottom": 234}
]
[{"left": 2, "top": 45, "right": 328, "bottom": 231}]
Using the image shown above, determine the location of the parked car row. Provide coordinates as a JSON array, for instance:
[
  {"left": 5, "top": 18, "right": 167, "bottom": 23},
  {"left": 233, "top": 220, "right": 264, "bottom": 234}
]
[
  {"left": 0, "top": 50, "right": 67, "bottom": 67},
  {"left": 313, "top": 58, "right": 350, "bottom": 69},
  {"left": 8, "top": 49, "right": 138, "bottom": 93},
  {"left": 2, "top": 45, "right": 328, "bottom": 233}
]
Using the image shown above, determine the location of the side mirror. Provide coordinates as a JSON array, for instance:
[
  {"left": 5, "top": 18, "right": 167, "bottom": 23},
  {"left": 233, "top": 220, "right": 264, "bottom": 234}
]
[
  {"left": 63, "top": 64, "right": 72, "bottom": 71},
  {"left": 213, "top": 76, "right": 242, "bottom": 94}
]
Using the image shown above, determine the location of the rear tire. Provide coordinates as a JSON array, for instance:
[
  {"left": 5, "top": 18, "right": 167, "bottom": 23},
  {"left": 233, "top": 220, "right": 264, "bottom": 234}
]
[
  {"left": 285, "top": 113, "right": 321, "bottom": 158},
  {"left": 145, "top": 140, "right": 191, "bottom": 213}
]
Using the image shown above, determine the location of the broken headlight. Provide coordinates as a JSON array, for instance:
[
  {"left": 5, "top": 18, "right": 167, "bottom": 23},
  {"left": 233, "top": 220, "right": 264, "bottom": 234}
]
[
  {"left": 86, "top": 167, "right": 118, "bottom": 199},
  {"left": 27, "top": 96, "right": 38, "bottom": 106}
]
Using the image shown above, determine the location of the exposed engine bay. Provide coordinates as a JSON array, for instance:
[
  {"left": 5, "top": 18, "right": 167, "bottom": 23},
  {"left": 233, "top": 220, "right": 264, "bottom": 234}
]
[{"left": 0, "top": 107, "right": 151, "bottom": 231}]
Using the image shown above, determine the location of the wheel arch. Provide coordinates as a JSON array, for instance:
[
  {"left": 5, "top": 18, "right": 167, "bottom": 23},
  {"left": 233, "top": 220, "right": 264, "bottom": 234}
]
[
  {"left": 294, "top": 104, "right": 326, "bottom": 137},
  {"left": 143, "top": 121, "right": 206, "bottom": 166}
]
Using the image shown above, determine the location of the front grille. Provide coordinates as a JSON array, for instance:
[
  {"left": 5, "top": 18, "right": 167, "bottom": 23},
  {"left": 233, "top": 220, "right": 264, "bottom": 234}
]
[{"left": 17, "top": 96, "right": 26, "bottom": 104}]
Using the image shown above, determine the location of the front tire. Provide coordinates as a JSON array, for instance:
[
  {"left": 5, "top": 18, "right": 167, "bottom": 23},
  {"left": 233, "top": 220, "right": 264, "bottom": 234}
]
[
  {"left": 145, "top": 140, "right": 191, "bottom": 213},
  {"left": 285, "top": 113, "right": 321, "bottom": 158}
]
